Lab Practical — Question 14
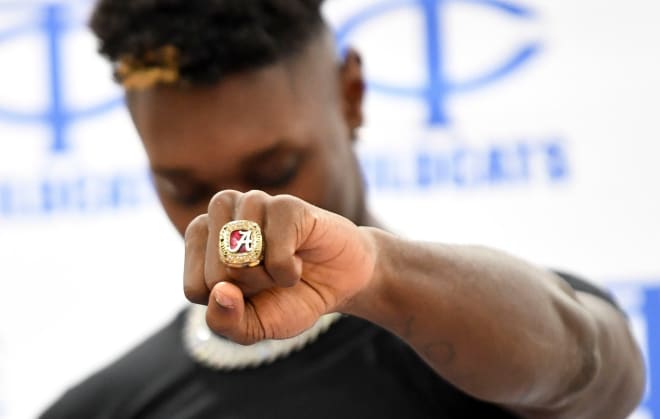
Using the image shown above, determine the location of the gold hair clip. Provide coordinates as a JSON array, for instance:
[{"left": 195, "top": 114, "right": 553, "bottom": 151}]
[{"left": 116, "top": 45, "right": 181, "bottom": 90}]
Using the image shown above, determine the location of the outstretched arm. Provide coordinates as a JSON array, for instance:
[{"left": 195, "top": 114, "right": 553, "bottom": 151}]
[
  {"left": 347, "top": 229, "right": 645, "bottom": 418},
  {"left": 184, "top": 190, "right": 645, "bottom": 419}
]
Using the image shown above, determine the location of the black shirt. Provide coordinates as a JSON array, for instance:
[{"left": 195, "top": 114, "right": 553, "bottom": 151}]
[{"left": 41, "top": 273, "right": 618, "bottom": 419}]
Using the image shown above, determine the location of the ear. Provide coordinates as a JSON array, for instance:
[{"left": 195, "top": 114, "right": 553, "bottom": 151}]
[{"left": 339, "top": 47, "right": 365, "bottom": 141}]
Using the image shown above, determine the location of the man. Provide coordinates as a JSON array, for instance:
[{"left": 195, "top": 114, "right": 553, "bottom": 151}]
[{"left": 42, "top": 0, "right": 645, "bottom": 417}]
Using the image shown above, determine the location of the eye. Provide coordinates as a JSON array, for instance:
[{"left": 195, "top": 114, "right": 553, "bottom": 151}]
[
  {"left": 171, "top": 187, "right": 213, "bottom": 207},
  {"left": 249, "top": 166, "right": 299, "bottom": 188},
  {"left": 154, "top": 177, "right": 212, "bottom": 207},
  {"left": 245, "top": 154, "right": 302, "bottom": 189}
]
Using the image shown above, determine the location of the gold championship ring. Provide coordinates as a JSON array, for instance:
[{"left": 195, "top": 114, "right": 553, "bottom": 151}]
[{"left": 219, "top": 220, "right": 264, "bottom": 268}]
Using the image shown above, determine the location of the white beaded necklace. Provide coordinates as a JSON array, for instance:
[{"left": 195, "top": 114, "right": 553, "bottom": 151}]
[{"left": 183, "top": 304, "right": 342, "bottom": 370}]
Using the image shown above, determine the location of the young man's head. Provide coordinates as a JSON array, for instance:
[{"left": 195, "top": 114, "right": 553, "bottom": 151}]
[{"left": 90, "top": 0, "right": 367, "bottom": 235}]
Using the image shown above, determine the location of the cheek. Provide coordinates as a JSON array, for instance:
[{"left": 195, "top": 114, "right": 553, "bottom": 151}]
[
  {"left": 325, "top": 145, "right": 363, "bottom": 221},
  {"left": 299, "top": 147, "right": 358, "bottom": 218}
]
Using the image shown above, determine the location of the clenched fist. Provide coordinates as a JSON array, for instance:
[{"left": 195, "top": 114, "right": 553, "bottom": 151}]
[{"left": 184, "top": 190, "right": 378, "bottom": 345}]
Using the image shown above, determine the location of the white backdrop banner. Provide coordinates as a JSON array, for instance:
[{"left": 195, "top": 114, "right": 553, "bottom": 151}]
[{"left": 0, "top": 0, "right": 658, "bottom": 418}]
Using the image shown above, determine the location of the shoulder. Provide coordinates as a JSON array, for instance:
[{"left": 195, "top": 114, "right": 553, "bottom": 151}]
[{"left": 39, "top": 309, "right": 192, "bottom": 419}]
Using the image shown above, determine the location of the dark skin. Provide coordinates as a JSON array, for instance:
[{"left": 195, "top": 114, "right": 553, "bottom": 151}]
[{"left": 127, "top": 31, "right": 645, "bottom": 419}]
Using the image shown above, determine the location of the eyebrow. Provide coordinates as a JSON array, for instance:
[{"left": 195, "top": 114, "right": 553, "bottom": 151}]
[
  {"left": 151, "top": 139, "right": 295, "bottom": 180},
  {"left": 241, "top": 140, "right": 297, "bottom": 168}
]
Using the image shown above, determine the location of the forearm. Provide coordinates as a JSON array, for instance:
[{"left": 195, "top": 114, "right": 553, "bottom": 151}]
[{"left": 344, "top": 227, "right": 602, "bottom": 410}]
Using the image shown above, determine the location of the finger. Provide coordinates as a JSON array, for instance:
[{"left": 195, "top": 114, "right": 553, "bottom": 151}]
[
  {"left": 207, "top": 190, "right": 272, "bottom": 296},
  {"left": 183, "top": 214, "right": 210, "bottom": 304},
  {"left": 204, "top": 190, "right": 241, "bottom": 292},
  {"left": 206, "top": 281, "right": 265, "bottom": 345},
  {"left": 262, "top": 195, "right": 306, "bottom": 287},
  {"left": 208, "top": 281, "right": 326, "bottom": 344},
  {"left": 225, "top": 267, "right": 274, "bottom": 297},
  {"left": 224, "top": 190, "right": 275, "bottom": 296}
]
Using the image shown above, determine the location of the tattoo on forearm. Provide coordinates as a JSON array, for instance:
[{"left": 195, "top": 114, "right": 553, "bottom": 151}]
[{"left": 399, "top": 316, "right": 456, "bottom": 367}]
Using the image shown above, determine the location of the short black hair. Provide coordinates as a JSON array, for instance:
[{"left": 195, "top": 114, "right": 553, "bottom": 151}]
[{"left": 90, "top": 0, "right": 326, "bottom": 86}]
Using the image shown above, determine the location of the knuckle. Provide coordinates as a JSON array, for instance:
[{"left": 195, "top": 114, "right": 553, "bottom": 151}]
[
  {"left": 243, "top": 189, "right": 270, "bottom": 202},
  {"left": 208, "top": 190, "right": 240, "bottom": 216},
  {"left": 266, "top": 194, "right": 306, "bottom": 223},
  {"left": 235, "top": 190, "right": 269, "bottom": 215},
  {"left": 184, "top": 214, "right": 208, "bottom": 241},
  {"left": 267, "top": 193, "right": 297, "bottom": 210}
]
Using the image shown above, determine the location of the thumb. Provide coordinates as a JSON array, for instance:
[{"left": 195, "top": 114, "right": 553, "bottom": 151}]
[{"left": 206, "top": 282, "right": 264, "bottom": 345}]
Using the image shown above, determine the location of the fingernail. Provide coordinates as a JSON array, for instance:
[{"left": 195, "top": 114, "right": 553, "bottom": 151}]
[{"left": 215, "top": 292, "right": 234, "bottom": 309}]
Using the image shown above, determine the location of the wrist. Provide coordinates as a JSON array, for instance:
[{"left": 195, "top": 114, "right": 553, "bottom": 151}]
[{"left": 339, "top": 226, "right": 395, "bottom": 321}]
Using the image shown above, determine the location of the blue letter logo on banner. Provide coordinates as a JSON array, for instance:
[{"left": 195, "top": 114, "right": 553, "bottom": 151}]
[
  {"left": 0, "top": 2, "right": 122, "bottom": 154},
  {"left": 335, "top": 0, "right": 541, "bottom": 126},
  {"left": 643, "top": 287, "right": 660, "bottom": 416}
]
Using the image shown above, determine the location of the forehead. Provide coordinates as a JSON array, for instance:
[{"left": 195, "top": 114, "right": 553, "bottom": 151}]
[
  {"left": 129, "top": 68, "right": 305, "bottom": 167},
  {"left": 126, "top": 35, "right": 340, "bottom": 172}
]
